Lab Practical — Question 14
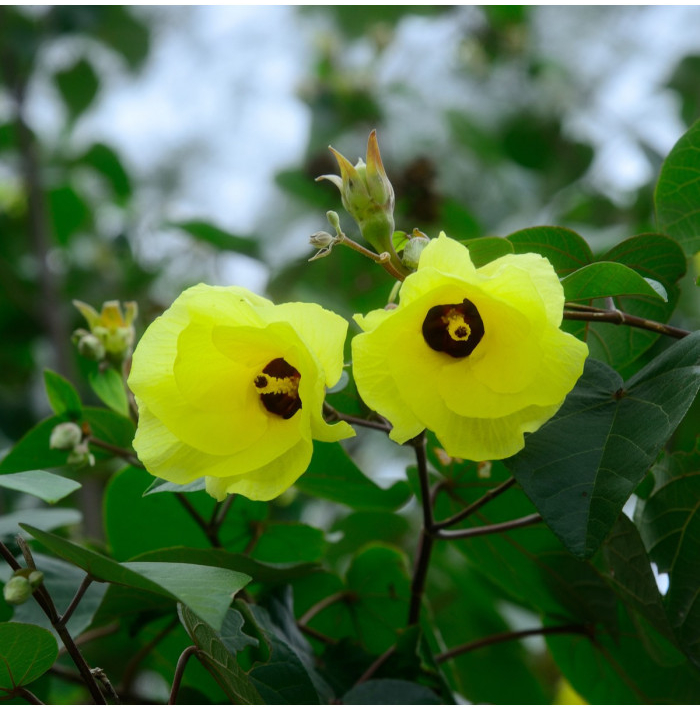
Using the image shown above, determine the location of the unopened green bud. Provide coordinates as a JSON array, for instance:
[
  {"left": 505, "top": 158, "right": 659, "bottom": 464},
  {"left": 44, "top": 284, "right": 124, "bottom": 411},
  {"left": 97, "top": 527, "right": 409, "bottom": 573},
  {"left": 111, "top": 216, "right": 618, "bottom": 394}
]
[
  {"left": 75, "top": 332, "right": 106, "bottom": 361},
  {"left": 326, "top": 210, "right": 342, "bottom": 233},
  {"left": 27, "top": 570, "right": 44, "bottom": 589},
  {"left": 50, "top": 422, "right": 83, "bottom": 451},
  {"left": 67, "top": 441, "right": 95, "bottom": 468},
  {"left": 401, "top": 233, "right": 431, "bottom": 270},
  {"left": 317, "top": 131, "right": 407, "bottom": 276},
  {"left": 309, "top": 231, "right": 334, "bottom": 248},
  {"left": 3, "top": 575, "right": 32, "bottom": 605}
]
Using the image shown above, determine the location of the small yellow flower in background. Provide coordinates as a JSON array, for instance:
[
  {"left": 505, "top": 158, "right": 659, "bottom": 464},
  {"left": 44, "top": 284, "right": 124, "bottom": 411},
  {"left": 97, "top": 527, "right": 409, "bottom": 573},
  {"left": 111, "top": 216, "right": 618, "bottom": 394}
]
[
  {"left": 128, "top": 285, "right": 354, "bottom": 501},
  {"left": 352, "top": 233, "right": 588, "bottom": 461},
  {"left": 73, "top": 299, "right": 138, "bottom": 361}
]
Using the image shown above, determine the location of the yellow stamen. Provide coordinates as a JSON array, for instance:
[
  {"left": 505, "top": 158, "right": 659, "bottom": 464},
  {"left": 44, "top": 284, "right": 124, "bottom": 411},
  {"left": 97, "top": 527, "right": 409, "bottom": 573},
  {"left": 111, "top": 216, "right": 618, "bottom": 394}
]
[
  {"left": 254, "top": 374, "right": 300, "bottom": 397},
  {"left": 443, "top": 310, "right": 471, "bottom": 342}
]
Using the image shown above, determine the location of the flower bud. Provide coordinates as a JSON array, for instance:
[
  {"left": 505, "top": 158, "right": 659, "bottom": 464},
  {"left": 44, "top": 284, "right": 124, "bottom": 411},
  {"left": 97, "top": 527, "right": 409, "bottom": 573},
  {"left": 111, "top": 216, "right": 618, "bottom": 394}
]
[
  {"left": 75, "top": 331, "right": 107, "bottom": 361},
  {"left": 3, "top": 575, "right": 33, "bottom": 605},
  {"left": 317, "top": 131, "right": 407, "bottom": 277},
  {"left": 73, "top": 299, "right": 137, "bottom": 362},
  {"left": 67, "top": 441, "right": 95, "bottom": 468},
  {"left": 50, "top": 422, "right": 83, "bottom": 451},
  {"left": 401, "top": 233, "right": 431, "bottom": 270},
  {"left": 27, "top": 570, "right": 44, "bottom": 589},
  {"left": 309, "top": 231, "right": 335, "bottom": 249}
]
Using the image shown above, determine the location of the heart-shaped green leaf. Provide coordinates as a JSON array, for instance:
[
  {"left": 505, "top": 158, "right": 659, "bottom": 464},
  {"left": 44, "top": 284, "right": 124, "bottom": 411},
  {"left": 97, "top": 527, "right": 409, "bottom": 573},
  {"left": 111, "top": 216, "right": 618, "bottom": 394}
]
[
  {"left": 506, "top": 332, "right": 700, "bottom": 558},
  {"left": 0, "top": 623, "right": 58, "bottom": 692},
  {"left": 561, "top": 261, "right": 667, "bottom": 302}
]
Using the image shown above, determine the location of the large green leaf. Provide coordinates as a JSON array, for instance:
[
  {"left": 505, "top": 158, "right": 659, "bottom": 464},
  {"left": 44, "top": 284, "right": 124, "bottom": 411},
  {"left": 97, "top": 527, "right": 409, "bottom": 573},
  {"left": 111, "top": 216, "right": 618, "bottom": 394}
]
[
  {"left": 0, "top": 470, "right": 80, "bottom": 504},
  {"left": 342, "top": 679, "right": 440, "bottom": 705},
  {"left": 637, "top": 446, "right": 700, "bottom": 662},
  {"left": 43, "top": 369, "right": 82, "bottom": 419},
  {"left": 19, "top": 525, "right": 250, "bottom": 630},
  {"left": 345, "top": 544, "right": 411, "bottom": 655},
  {"left": 506, "top": 333, "right": 700, "bottom": 558},
  {"left": 506, "top": 226, "right": 593, "bottom": 276},
  {"left": 655, "top": 119, "right": 700, "bottom": 255},
  {"left": 0, "top": 415, "right": 71, "bottom": 473},
  {"left": 547, "top": 602, "right": 700, "bottom": 704},
  {"left": 561, "top": 261, "right": 667, "bottom": 302},
  {"left": 0, "top": 623, "right": 58, "bottom": 693},
  {"left": 296, "top": 442, "right": 411, "bottom": 511},
  {"left": 566, "top": 234, "right": 686, "bottom": 373},
  {"left": 88, "top": 367, "right": 129, "bottom": 417},
  {"left": 460, "top": 236, "right": 514, "bottom": 268},
  {"left": 0, "top": 508, "right": 81, "bottom": 540}
]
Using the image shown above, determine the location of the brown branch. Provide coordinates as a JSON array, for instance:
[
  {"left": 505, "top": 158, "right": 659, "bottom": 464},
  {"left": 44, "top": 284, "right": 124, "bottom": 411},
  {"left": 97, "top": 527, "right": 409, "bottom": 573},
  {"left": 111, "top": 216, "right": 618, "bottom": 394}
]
[
  {"left": 434, "top": 513, "right": 542, "bottom": 541},
  {"left": 297, "top": 624, "right": 337, "bottom": 645},
  {"left": 120, "top": 616, "right": 179, "bottom": 693},
  {"left": 563, "top": 307, "right": 690, "bottom": 339},
  {"left": 169, "top": 646, "right": 201, "bottom": 705},
  {"left": 298, "top": 591, "right": 351, "bottom": 626},
  {"left": 11, "top": 687, "right": 44, "bottom": 705},
  {"left": 57, "top": 574, "right": 93, "bottom": 626},
  {"left": 88, "top": 436, "right": 144, "bottom": 468},
  {"left": 435, "top": 623, "right": 591, "bottom": 663},
  {"left": 434, "top": 477, "right": 517, "bottom": 530},
  {"left": 323, "top": 402, "right": 392, "bottom": 433},
  {"left": 354, "top": 645, "right": 396, "bottom": 685}
]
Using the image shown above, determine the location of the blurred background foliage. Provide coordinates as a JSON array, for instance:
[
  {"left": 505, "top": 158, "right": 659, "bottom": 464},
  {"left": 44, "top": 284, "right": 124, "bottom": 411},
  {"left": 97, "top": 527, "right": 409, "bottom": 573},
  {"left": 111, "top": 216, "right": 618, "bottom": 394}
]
[{"left": 1, "top": 5, "right": 700, "bottom": 704}]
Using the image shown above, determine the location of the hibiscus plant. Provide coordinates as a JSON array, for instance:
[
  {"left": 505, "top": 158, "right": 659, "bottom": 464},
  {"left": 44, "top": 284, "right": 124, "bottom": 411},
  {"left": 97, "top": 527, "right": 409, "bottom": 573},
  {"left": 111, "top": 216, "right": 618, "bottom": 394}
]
[{"left": 1, "top": 125, "right": 700, "bottom": 705}]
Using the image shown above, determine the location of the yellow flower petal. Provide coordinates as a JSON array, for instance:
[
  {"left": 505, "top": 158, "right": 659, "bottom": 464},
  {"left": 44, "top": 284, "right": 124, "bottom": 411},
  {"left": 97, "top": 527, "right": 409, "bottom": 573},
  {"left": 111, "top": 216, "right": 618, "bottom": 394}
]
[
  {"left": 129, "top": 284, "right": 353, "bottom": 501},
  {"left": 351, "top": 234, "right": 588, "bottom": 459}
]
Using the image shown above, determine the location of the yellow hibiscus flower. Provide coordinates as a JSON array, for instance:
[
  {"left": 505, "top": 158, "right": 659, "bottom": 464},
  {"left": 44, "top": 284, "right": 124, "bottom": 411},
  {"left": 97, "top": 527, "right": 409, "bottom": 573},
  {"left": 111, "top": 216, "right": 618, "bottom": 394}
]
[
  {"left": 352, "top": 233, "right": 588, "bottom": 461},
  {"left": 128, "top": 285, "right": 354, "bottom": 501}
]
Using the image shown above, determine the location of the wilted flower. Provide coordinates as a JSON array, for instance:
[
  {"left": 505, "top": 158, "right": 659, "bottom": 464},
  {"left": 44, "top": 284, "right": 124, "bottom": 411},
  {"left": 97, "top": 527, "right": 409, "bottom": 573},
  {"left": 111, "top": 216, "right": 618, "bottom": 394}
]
[
  {"left": 128, "top": 285, "right": 354, "bottom": 501},
  {"left": 351, "top": 233, "right": 588, "bottom": 461}
]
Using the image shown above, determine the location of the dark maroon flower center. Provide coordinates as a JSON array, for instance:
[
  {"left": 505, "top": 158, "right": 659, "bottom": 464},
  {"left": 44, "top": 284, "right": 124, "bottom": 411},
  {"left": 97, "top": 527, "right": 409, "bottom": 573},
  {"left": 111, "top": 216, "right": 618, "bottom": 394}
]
[
  {"left": 254, "top": 357, "right": 302, "bottom": 419},
  {"left": 422, "top": 298, "right": 485, "bottom": 358}
]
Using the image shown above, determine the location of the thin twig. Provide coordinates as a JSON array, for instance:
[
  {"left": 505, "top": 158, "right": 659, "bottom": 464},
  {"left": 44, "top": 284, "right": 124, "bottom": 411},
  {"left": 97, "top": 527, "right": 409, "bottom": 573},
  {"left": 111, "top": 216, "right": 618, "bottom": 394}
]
[
  {"left": 174, "top": 493, "right": 220, "bottom": 547},
  {"left": 58, "top": 574, "right": 93, "bottom": 627},
  {"left": 434, "top": 477, "right": 517, "bottom": 530},
  {"left": 298, "top": 591, "right": 351, "bottom": 626},
  {"left": 407, "top": 433, "right": 435, "bottom": 625},
  {"left": 210, "top": 494, "right": 235, "bottom": 534},
  {"left": 563, "top": 308, "right": 690, "bottom": 339},
  {"left": 355, "top": 645, "right": 396, "bottom": 685},
  {"left": 434, "top": 513, "right": 543, "bottom": 541},
  {"left": 169, "top": 646, "right": 200, "bottom": 705},
  {"left": 337, "top": 233, "right": 406, "bottom": 281},
  {"left": 59, "top": 623, "right": 120, "bottom": 656},
  {"left": 297, "top": 624, "right": 337, "bottom": 645},
  {"left": 12, "top": 687, "right": 44, "bottom": 705},
  {"left": 435, "top": 623, "right": 591, "bottom": 663},
  {"left": 323, "top": 402, "right": 392, "bottom": 433},
  {"left": 88, "top": 436, "right": 144, "bottom": 468}
]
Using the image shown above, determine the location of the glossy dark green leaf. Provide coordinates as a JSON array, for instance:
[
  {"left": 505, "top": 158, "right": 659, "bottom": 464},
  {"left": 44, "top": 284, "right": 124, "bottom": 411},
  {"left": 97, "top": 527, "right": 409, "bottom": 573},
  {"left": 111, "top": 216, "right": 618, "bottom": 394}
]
[
  {"left": 0, "top": 622, "right": 58, "bottom": 692},
  {"left": 0, "top": 470, "right": 80, "bottom": 504},
  {"left": 342, "top": 679, "right": 441, "bottom": 705},
  {"left": 561, "top": 261, "right": 667, "bottom": 302},
  {"left": 328, "top": 510, "right": 410, "bottom": 562},
  {"left": 83, "top": 406, "right": 135, "bottom": 451},
  {"left": 600, "top": 515, "right": 676, "bottom": 648},
  {"left": 507, "top": 333, "right": 700, "bottom": 558},
  {"left": 346, "top": 544, "right": 411, "bottom": 654},
  {"left": 507, "top": 226, "right": 593, "bottom": 276},
  {"left": 171, "top": 220, "right": 260, "bottom": 258},
  {"left": 655, "top": 119, "right": 700, "bottom": 255},
  {"left": 637, "top": 447, "right": 700, "bottom": 662},
  {"left": 178, "top": 604, "right": 263, "bottom": 704},
  {"left": 104, "top": 467, "right": 213, "bottom": 560},
  {"left": 567, "top": 234, "right": 687, "bottom": 372},
  {"left": 20, "top": 524, "right": 250, "bottom": 630},
  {"left": 296, "top": 442, "right": 411, "bottom": 511},
  {"left": 131, "top": 547, "right": 318, "bottom": 585},
  {"left": 53, "top": 57, "right": 99, "bottom": 119},
  {"left": 252, "top": 523, "right": 325, "bottom": 564},
  {"left": 88, "top": 367, "right": 129, "bottom": 417},
  {"left": 242, "top": 602, "right": 323, "bottom": 704},
  {"left": 0, "top": 415, "right": 70, "bottom": 474},
  {"left": 43, "top": 369, "right": 82, "bottom": 419},
  {"left": 461, "top": 236, "right": 514, "bottom": 268},
  {"left": 547, "top": 602, "right": 700, "bottom": 703}
]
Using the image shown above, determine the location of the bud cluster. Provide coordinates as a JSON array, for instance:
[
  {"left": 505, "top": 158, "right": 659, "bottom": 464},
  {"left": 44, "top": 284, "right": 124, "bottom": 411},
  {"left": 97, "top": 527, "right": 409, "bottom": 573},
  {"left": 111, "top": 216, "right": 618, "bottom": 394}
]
[
  {"left": 49, "top": 421, "right": 94, "bottom": 468},
  {"left": 3, "top": 568, "right": 44, "bottom": 606},
  {"left": 72, "top": 300, "right": 137, "bottom": 364}
]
